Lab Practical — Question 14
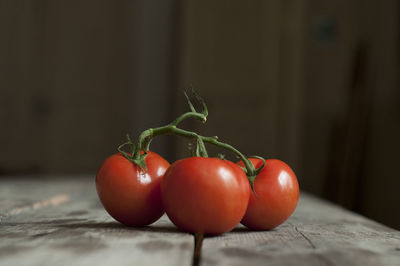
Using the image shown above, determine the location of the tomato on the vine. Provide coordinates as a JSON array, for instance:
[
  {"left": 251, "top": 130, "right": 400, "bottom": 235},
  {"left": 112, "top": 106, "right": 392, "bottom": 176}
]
[
  {"left": 161, "top": 157, "right": 250, "bottom": 235},
  {"left": 96, "top": 151, "right": 170, "bottom": 226},
  {"left": 238, "top": 158, "right": 299, "bottom": 230}
]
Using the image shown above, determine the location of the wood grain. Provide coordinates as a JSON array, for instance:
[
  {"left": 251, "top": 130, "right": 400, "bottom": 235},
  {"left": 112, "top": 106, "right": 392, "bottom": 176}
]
[
  {"left": 200, "top": 194, "right": 400, "bottom": 266},
  {"left": 1, "top": 178, "right": 400, "bottom": 266},
  {"left": 0, "top": 177, "right": 193, "bottom": 266}
]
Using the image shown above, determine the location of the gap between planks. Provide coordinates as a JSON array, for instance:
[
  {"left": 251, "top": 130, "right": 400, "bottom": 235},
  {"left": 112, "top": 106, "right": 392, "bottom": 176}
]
[{"left": 193, "top": 233, "right": 204, "bottom": 266}]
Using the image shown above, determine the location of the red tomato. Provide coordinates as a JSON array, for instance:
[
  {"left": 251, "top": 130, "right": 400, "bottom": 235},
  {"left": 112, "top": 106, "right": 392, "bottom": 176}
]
[
  {"left": 96, "top": 151, "right": 170, "bottom": 226},
  {"left": 238, "top": 158, "right": 299, "bottom": 230},
  {"left": 161, "top": 157, "right": 250, "bottom": 235}
]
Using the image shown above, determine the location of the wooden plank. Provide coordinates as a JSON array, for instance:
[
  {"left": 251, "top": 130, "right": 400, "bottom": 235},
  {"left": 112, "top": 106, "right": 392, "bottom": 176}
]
[
  {"left": 200, "top": 193, "right": 400, "bottom": 266},
  {"left": 3, "top": 178, "right": 400, "bottom": 266},
  {"left": 0, "top": 177, "right": 194, "bottom": 266},
  {"left": 0, "top": 177, "right": 75, "bottom": 217}
]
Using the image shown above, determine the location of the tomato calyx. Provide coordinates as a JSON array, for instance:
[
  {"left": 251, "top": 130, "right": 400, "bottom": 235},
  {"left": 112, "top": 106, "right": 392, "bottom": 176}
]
[
  {"left": 244, "top": 155, "right": 266, "bottom": 194},
  {"left": 240, "top": 155, "right": 265, "bottom": 193},
  {"left": 117, "top": 134, "right": 148, "bottom": 172},
  {"left": 250, "top": 155, "right": 266, "bottom": 175}
]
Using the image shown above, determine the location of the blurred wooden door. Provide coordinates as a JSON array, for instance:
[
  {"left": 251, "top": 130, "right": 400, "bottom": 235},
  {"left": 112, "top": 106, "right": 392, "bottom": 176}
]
[
  {"left": 172, "top": 0, "right": 305, "bottom": 170},
  {"left": 0, "top": 1, "right": 175, "bottom": 174}
]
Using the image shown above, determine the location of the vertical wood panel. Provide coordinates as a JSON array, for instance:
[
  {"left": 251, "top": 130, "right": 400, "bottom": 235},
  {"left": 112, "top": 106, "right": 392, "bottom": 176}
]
[{"left": 173, "top": 0, "right": 283, "bottom": 161}]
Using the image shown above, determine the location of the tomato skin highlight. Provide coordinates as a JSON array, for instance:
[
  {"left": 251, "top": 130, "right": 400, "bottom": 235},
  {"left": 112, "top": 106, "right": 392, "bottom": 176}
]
[
  {"left": 96, "top": 151, "right": 170, "bottom": 226},
  {"left": 238, "top": 158, "right": 299, "bottom": 230},
  {"left": 161, "top": 157, "right": 250, "bottom": 235}
]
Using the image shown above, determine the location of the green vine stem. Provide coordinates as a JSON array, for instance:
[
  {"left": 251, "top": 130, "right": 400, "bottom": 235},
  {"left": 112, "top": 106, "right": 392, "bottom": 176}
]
[
  {"left": 119, "top": 90, "right": 265, "bottom": 189},
  {"left": 135, "top": 125, "right": 262, "bottom": 186}
]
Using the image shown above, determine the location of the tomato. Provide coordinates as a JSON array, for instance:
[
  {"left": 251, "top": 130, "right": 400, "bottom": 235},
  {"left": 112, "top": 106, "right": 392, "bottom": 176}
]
[
  {"left": 161, "top": 157, "right": 250, "bottom": 235},
  {"left": 238, "top": 158, "right": 299, "bottom": 230},
  {"left": 96, "top": 151, "right": 170, "bottom": 226}
]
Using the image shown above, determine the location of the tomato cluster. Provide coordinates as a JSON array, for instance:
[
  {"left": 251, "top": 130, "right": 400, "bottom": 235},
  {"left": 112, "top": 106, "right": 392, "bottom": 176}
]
[
  {"left": 96, "top": 92, "right": 299, "bottom": 235},
  {"left": 96, "top": 153, "right": 298, "bottom": 234}
]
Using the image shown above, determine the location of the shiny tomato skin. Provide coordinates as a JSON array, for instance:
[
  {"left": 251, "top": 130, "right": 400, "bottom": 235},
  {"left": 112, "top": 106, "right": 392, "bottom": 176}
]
[
  {"left": 161, "top": 157, "right": 250, "bottom": 235},
  {"left": 96, "top": 151, "right": 170, "bottom": 227},
  {"left": 238, "top": 158, "right": 299, "bottom": 230}
]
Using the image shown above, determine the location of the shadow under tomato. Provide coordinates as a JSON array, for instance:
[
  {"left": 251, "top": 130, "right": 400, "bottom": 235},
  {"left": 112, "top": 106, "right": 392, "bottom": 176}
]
[{"left": 55, "top": 220, "right": 182, "bottom": 233}]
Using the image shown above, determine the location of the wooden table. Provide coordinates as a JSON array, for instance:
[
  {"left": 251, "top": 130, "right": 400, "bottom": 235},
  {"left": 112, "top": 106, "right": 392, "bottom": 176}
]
[{"left": 1, "top": 177, "right": 399, "bottom": 266}]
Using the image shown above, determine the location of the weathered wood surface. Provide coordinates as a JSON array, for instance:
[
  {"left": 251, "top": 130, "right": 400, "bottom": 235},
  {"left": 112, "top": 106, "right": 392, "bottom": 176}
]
[
  {"left": 201, "top": 194, "right": 400, "bottom": 266},
  {"left": 0, "top": 177, "right": 193, "bottom": 266},
  {"left": 1, "top": 177, "right": 400, "bottom": 266}
]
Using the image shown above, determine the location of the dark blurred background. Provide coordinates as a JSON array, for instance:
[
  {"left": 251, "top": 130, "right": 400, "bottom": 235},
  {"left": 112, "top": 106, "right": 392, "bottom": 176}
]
[{"left": 1, "top": 1, "right": 399, "bottom": 229}]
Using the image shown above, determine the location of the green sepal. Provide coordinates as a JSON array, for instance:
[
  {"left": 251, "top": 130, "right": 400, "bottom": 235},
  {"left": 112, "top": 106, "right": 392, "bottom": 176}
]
[
  {"left": 245, "top": 155, "right": 265, "bottom": 197},
  {"left": 216, "top": 153, "right": 225, "bottom": 160},
  {"left": 184, "top": 89, "right": 208, "bottom": 123},
  {"left": 249, "top": 155, "right": 266, "bottom": 175},
  {"left": 117, "top": 134, "right": 148, "bottom": 172},
  {"left": 239, "top": 166, "right": 247, "bottom": 173},
  {"left": 191, "top": 89, "right": 208, "bottom": 120},
  {"left": 184, "top": 91, "right": 197, "bottom": 113},
  {"left": 248, "top": 175, "right": 258, "bottom": 197},
  {"left": 131, "top": 152, "right": 148, "bottom": 173},
  {"left": 117, "top": 134, "right": 135, "bottom": 159}
]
